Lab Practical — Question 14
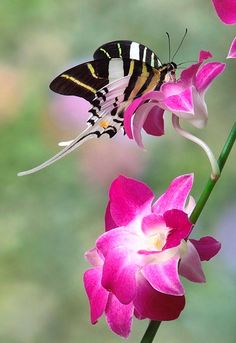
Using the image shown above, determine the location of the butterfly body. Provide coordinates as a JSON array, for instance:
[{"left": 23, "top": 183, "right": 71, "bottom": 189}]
[{"left": 18, "top": 40, "right": 177, "bottom": 176}]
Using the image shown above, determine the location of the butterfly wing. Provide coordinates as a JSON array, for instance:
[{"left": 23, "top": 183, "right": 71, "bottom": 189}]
[{"left": 18, "top": 41, "right": 165, "bottom": 176}]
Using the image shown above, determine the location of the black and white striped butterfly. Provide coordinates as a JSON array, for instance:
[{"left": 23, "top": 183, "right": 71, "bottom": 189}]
[{"left": 18, "top": 40, "right": 177, "bottom": 176}]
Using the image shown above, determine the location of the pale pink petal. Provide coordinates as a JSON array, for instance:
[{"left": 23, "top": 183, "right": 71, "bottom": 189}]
[
  {"left": 96, "top": 227, "right": 141, "bottom": 257},
  {"left": 163, "top": 210, "right": 192, "bottom": 249},
  {"left": 211, "top": 0, "right": 236, "bottom": 24},
  {"left": 143, "top": 105, "right": 165, "bottom": 136},
  {"left": 108, "top": 175, "right": 154, "bottom": 227},
  {"left": 105, "top": 201, "right": 117, "bottom": 231},
  {"left": 84, "top": 267, "right": 109, "bottom": 324},
  {"left": 142, "top": 257, "right": 184, "bottom": 296},
  {"left": 179, "top": 241, "right": 206, "bottom": 283},
  {"left": 102, "top": 246, "right": 139, "bottom": 304},
  {"left": 132, "top": 103, "right": 160, "bottom": 148},
  {"left": 105, "top": 294, "right": 134, "bottom": 338},
  {"left": 153, "top": 174, "right": 194, "bottom": 214},
  {"left": 189, "top": 86, "right": 208, "bottom": 128},
  {"left": 133, "top": 275, "right": 185, "bottom": 321},
  {"left": 195, "top": 62, "right": 226, "bottom": 94},
  {"left": 85, "top": 248, "right": 103, "bottom": 267},
  {"left": 184, "top": 195, "right": 196, "bottom": 216},
  {"left": 190, "top": 236, "right": 221, "bottom": 261},
  {"left": 142, "top": 213, "right": 166, "bottom": 236},
  {"left": 227, "top": 37, "right": 236, "bottom": 58}
]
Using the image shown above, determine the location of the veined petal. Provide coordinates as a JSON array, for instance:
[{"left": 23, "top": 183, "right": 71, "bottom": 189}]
[
  {"left": 164, "top": 88, "right": 193, "bottom": 113},
  {"left": 142, "top": 257, "right": 184, "bottom": 296},
  {"left": 190, "top": 236, "right": 221, "bottom": 261},
  {"left": 163, "top": 210, "right": 192, "bottom": 249},
  {"left": 102, "top": 246, "right": 139, "bottom": 304},
  {"left": 84, "top": 267, "right": 109, "bottom": 324},
  {"left": 153, "top": 174, "right": 194, "bottom": 214},
  {"left": 133, "top": 275, "right": 185, "bottom": 321},
  {"left": 108, "top": 175, "right": 154, "bottom": 227},
  {"left": 211, "top": 0, "right": 236, "bottom": 24},
  {"left": 179, "top": 241, "right": 206, "bottom": 283},
  {"left": 105, "top": 294, "right": 134, "bottom": 338},
  {"left": 227, "top": 37, "right": 236, "bottom": 58},
  {"left": 195, "top": 62, "right": 226, "bottom": 94}
]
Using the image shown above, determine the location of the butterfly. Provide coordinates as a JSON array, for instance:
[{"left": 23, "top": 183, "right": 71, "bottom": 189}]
[{"left": 18, "top": 40, "right": 177, "bottom": 176}]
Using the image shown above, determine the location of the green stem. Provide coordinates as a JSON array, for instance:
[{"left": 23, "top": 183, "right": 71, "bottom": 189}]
[
  {"left": 140, "top": 121, "right": 236, "bottom": 343},
  {"left": 140, "top": 321, "right": 161, "bottom": 343}
]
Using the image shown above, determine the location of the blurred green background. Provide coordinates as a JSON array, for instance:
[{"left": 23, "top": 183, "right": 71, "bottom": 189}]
[{"left": 0, "top": 0, "right": 235, "bottom": 342}]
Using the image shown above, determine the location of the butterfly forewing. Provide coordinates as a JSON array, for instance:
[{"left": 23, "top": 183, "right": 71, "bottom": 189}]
[{"left": 93, "top": 40, "right": 162, "bottom": 69}]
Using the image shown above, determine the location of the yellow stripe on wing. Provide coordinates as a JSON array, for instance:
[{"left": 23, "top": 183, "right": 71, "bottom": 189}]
[{"left": 61, "top": 74, "right": 97, "bottom": 94}]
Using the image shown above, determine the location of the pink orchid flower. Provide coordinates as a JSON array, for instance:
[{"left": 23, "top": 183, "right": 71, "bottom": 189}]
[
  {"left": 227, "top": 36, "right": 236, "bottom": 58},
  {"left": 211, "top": 0, "right": 236, "bottom": 25},
  {"left": 124, "top": 50, "right": 225, "bottom": 148},
  {"left": 84, "top": 174, "right": 221, "bottom": 337}
]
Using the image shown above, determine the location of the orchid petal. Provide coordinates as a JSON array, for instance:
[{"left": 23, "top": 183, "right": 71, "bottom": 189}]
[
  {"left": 195, "top": 62, "right": 226, "bottom": 94},
  {"left": 84, "top": 267, "right": 109, "bottom": 324},
  {"left": 153, "top": 174, "right": 194, "bottom": 214},
  {"left": 180, "top": 51, "right": 213, "bottom": 84},
  {"left": 142, "top": 213, "right": 166, "bottom": 236},
  {"left": 108, "top": 175, "right": 154, "bottom": 227},
  {"left": 96, "top": 227, "right": 141, "bottom": 257},
  {"left": 133, "top": 275, "right": 185, "bottom": 321},
  {"left": 164, "top": 88, "right": 193, "bottom": 113},
  {"left": 211, "top": 0, "right": 236, "bottom": 24},
  {"left": 105, "top": 201, "right": 117, "bottom": 231},
  {"left": 124, "top": 97, "right": 143, "bottom": 138},
  {"left": 190, "top": 236, "right": 221, "bottom": 261},
  {"left": 179, "top": 241, "right": 206, "bottom": 283},
  {"left": 143, "top": 105, "right": 165, "bottom": 136},
  {"left": 163, "top": 210, "right": 192, "bottom": 249},
  {"left": 105, "top": 294, "right": 134, "bottom": 338},
  {"left": 102, "top": 246, "right": 138, "bottom": 304},
  {"left": 142, "top": 257, "right": 184, "bottom": 296},
  {"left": 227, "top": 37, "right": 236, "bottom": 58},
  {"left": 132, "top": 103, "right": 160, "bottom": 148},
  {"left": 85, "top": 248, "right": 103, "bottom": 267},
  {"left": 131, "top": 103, "right": 164, "bottom": 148},
  {"left": 184, "top": 195, "right": 196, "bottom": 216}
]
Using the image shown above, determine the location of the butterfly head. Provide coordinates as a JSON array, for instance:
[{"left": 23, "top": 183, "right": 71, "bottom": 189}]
[{"left": 164, "top": 62, "right": 177, "bottom": 82}]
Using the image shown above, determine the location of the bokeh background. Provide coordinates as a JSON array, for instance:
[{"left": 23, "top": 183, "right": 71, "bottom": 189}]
[{"left": 0, "top": 0, "right": 235, "bottom": 342}]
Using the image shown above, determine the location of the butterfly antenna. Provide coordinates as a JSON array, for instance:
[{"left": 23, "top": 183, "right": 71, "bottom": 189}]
[
  {"left": 171, "top": 28, "right": 188, "bottom": 62},
  {"left": 166, "top": 32, "right": 171, "bottom": 63}
]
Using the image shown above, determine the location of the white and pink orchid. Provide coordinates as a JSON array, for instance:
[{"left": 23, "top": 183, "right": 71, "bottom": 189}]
[
  {"left": 84, "top": 174, "right": 221, "bottom": 337},
  {"left": 124, "top": 50, "right": 225, "bottom": 148}
]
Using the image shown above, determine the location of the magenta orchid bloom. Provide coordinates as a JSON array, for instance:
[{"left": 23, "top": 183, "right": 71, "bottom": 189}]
[
  {"left": 84, "top": 174, "right": 221, "bottom": 337},
  {"left": 211, "top": 0, "right": 236, "bottom": 25},
  {"left": 124, "top": 50, "right": 225, "bottom": 148},
  {"left": 227, "top": 37, "right": 236, "bottom": 58}
]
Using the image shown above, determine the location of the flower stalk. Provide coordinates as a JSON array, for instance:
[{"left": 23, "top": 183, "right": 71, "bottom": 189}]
[
  {"left": 172, "top": 114, "right": 220, "bottom": 180},
  {"left": 140, "top": 121, "right": 236, "bottom": 343}
]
